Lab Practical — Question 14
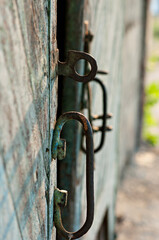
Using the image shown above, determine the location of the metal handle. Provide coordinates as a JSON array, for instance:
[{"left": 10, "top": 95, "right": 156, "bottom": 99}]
[
  {"left": 52, "top": 111, "right": 94, "bottom": 239},
  {"left": 58, "top": 50, "right": 97, "bottom": 83},
  {"left": 92, "top": 78, "right": 112, "bottom": 152},
  {"left": 82, "top": 78, "right": 112, "bottom": 153},
  {"left": 81, "top": 23, "right": 111, "bottom": 153}
]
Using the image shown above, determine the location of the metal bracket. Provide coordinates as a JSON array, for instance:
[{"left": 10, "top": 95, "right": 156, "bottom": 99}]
[
  {"left": 81, "top": 77, "right": 113, "bottom": 153},
  {"left": 84, "top": 21, "right": 108, "bottom": 75},
  {"left": 52, "top": 111, "right": 94, "bottom": 239},
  {"left": 57, "top": 139, "right": 66, "bottom": 160},
  {"left": 81, "top": 22, "right": 112, "bottom": 153},
  {"left": 54, "top": 188, "right": 68, "bottom": 208},
  {"left": 58, "top": 50, "right": 97, "bottom": 83}
]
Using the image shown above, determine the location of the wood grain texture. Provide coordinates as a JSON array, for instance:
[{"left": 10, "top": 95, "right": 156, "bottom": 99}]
[
  {"left": 58, "top": 1, "right": 145, "bottom": 240},
  {"left": 80, "top": 1, "right": 145, "bottom": 239},
  {"left": 0, "top": 0, "right": 57, "bottom": 239},
  {"left": 57, "top": 1, "right": 85, "bottom": 238}
]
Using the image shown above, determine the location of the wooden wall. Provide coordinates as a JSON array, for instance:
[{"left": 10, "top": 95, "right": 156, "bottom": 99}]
[
  {"left": 0, "top": 1, "right": 58, "bottom": 239},
  {"left": 0, "top": 0, "right": 146, "bottom": 239},
  {"left": 57, "top": 1, "right": 146, "bottom": 240},
  {"left": 81, "top": 1, "right": 145, "bottom": 239}
]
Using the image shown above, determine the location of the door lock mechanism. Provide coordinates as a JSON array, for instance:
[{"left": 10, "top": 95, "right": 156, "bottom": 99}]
[
  {"left": 81, "top": 22, "right": 113, "bottom": 153},
  {"left": 81, "top": 75, "right": 113, "bottom": 153},
  {"left": 52, "top": 111, "right": 94, "bottom": 239},
  {"left": 57, "top": 50, "right": 97, "bottom": 83}
]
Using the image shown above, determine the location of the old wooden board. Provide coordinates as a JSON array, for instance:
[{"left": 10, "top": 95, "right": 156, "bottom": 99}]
[
  {"left": 81, "top": 0, "right": 145, "bottom": 239},
  {"left": 57, "top": 1, "right": 85, "bottom": 238},
  {"left": 0, "top": 0, "right": 57, "bottom": 239},
  {"left": 57, "top": 1, "right": 146, "bottom": 240}
]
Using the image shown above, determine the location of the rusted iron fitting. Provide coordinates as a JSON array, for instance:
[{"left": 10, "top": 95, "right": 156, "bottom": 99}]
[
  {"left": 92, "top": 113, "right": 113, "bottom": 120},
  {"left": 82, "top": 77, "right": 113, "bottom": 153},
  {"left": 57, "top": 50, "right": 97, "bottom": 83},
  {"left": 97, "top": 70, "right": 109, "bottom": 75},
  {"left": 93, "top": 125, "right": 113, "bottom": 133},
  {"left": 52, "top": 111, "right": 94, "bottom": 239}
]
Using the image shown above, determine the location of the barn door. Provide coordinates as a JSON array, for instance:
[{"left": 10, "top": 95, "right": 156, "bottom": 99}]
[
  {"left": 57, "top": 1, "right": 145, "bottom": 240},
  {"left": 0, "top": 1, "right": 58, "bottom": 239}
]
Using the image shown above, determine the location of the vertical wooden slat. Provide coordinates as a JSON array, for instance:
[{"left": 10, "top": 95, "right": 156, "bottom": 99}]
[
  {"left": 81, "top": 1, "right": 145, "bottom": 239},
  {"left": 49, "top": 0, "right": 58, "bottom": 239},
  {"left": 57, "top": 1, "right": 85, "bottom": 237},
  {"left": 0, "top": 0, "right": 57, "bottom": 239},
  {"left": 57, "top": 1, "right": 146, "bottom": 240}
]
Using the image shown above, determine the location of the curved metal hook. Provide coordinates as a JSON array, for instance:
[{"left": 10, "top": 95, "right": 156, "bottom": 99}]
[
  {"left": 52, "top": 112, "right": 94, "bottom": 239},
  {"left": 81, "top": 78, "right": 112, "bottom": 153},
  {"left": 58, "top": 50, "right": 97, "bottom": 83}
]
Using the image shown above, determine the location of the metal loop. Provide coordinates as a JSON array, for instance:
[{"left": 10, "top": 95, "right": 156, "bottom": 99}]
[
  {"left": 52, "top": 111, "right": 94, "bottom": 239},
  {"left": 58, "top": 50, "right": 97, "bottom": 83},
  {"left": 81, "top": 78, "right": 112, "bottom": 153},
  {"left": 92, "top": 78, "right": 108, "bottom": 152}
]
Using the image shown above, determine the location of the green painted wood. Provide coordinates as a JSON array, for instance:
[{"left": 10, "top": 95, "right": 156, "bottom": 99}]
[
  {"left": 58, "top": 1, "right": 146, "bottom": 240},
  {"left": 0, "top": 0, "right": 58, "bottom": 239},
  {"left": 57, "top": 1, "right": 85, "bottom": 238},
  {"left": 82, "top": 1, "right": 146, "bottom": 239}
]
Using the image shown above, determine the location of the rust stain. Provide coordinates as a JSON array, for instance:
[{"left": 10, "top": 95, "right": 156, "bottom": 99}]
[{"left": 79, "top": 114, "right": 88, "bottom": 131}]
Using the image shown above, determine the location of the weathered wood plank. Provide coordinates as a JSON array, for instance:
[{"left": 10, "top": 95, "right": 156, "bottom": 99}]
[
  {"left": 0, "top": 0, "right": 57, "bottom": 239},
  {"left": 81, "top": 1, "right": 145, "bottom": 239},
  {"left": 81, "top": 2, "right": 124, "bottom": 239},
  {"left": 49, "top": 1, "right": 58, "bottom": 239},
  {"left": 58, "top": 1, "right": 145, "bottom": 240},
  {"left": 57, "top": 1, "right": 85, "bottom": 238}
]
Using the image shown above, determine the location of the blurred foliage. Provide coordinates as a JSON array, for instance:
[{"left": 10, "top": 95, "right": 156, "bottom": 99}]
[
  {"left": 145, "top": 82, "right": 159, "bottom": 105},
  {"left": 143, "top": 132, "right": 159, "bottom": 146},
  {"left": 153, "top": 18, "right": 159, "bottom": 40},
  {"left": 143, "top": 18, "right": 159, "bottom": 145},
  {"left": 143, "top": 82, "right": 159, "bottom": 146},
  {"left": 147, "top": 54, "right": 159, "bottom": 71},
  {"left": 149, "top": 55, "right": 159, "bottom": 63},
  {"left": 146, "top": 18, "right": 159, "bottom": 71}
]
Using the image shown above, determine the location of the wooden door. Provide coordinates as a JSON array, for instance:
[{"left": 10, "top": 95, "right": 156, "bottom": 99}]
[
  {"left": 57, "top": 1, "right": 146, "bottom": 240},
  {"left": 0, "top": 1, "right": 58, "bottom": 239}
]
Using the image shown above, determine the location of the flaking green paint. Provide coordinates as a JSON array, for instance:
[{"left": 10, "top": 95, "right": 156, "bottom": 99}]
[{"left": 57, "top": 1, "right": 85, "bottom": 236}]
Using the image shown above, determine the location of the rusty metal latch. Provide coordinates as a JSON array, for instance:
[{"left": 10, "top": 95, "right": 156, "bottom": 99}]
[
  {"left": 81, "top": 22, "right": 113, "bottom": 153},
  {"left": 91, "top": 77, "right": 112, "bottom": 152},
  {"left": 57, "top": 50, "right": 97, "bottom": 83},
  {"left": 82, "top": 76, "right": 113, "bottom": 153},
  {"left": 52, "top": 111, "right": 94, "bottom": 239}
]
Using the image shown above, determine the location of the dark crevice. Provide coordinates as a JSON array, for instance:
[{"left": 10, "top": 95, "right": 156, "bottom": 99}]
[
  {"left": 48, "top": 0, "right": 51, "bottom": 239},
  {"left": 56, "top": 2, "right": 67, "bottom": 240},
  {"left": 57, "top": 0, "right": 67, "bottom": 119},
  {"left": 97, "top": 209, "right": 109, "bottom": 240}
]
